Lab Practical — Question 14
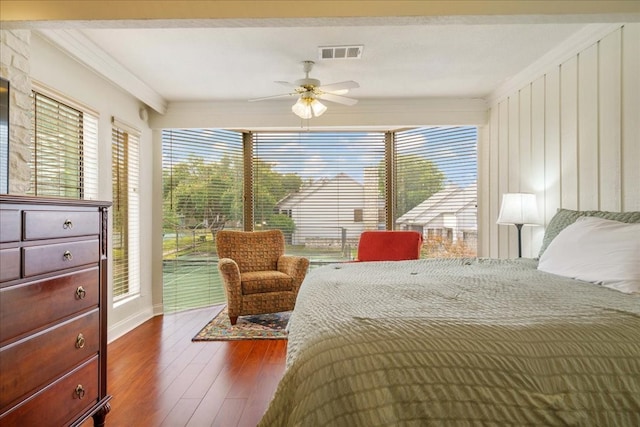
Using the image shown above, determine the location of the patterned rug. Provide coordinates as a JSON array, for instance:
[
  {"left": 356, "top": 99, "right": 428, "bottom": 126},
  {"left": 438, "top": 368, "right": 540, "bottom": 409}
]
[{"left": 192, "top": 306, "right": 290, "bottom": 341}]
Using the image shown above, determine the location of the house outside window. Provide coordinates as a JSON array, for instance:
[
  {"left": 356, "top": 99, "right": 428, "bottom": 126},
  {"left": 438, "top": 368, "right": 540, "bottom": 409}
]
[
  {"left": 254, "top": 132, "right": 387, "bottom": 259},
  {"left": 394, "top": 127, "right": 477, "bottom": 258}
]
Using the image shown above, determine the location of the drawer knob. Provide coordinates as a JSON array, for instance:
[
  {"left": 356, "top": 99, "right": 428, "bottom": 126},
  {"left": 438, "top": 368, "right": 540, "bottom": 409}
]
[
  {"left": 74, "top": 384, "right": 86, "bottom": 399},
  {"left": 75, "top": 333, "right": 86, "bottom": 349},
  {"left": 63, "top": 219, "right": 74, "bottom": 229},
  {"left": 76, "top": 286, "right": 87, "bottom": 299},
  {"left": 63, "top": 250, "right": 73, "bottom": 261}
]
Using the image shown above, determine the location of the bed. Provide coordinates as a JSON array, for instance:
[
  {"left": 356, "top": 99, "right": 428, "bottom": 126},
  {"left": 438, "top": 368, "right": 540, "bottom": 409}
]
[{"left": 259, "top": 210, "right": 640, "bottom": 426}]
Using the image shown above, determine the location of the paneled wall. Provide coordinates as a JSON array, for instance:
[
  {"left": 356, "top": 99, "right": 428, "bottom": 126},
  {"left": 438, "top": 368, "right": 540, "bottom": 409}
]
[{"left": 479, "top": 24, "right": 640, "bottom": 258}]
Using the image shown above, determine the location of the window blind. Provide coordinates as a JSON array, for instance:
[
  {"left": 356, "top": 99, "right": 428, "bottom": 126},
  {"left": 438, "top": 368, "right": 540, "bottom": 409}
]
[
  {"left": 29, "top": 91, "right": 98, "bottom": 199},
  {"left": 159, "top": 127, "right": 475, "bottom": 313},
  {"left": 162, "top": 129, "right": 243, "bottom": 312},
  {"left": 394, "top": 126, "right": 477, "bottom": 257},
  {"left": 112, "top": 122, "right": 140, "bottom": 300},
  {"left": 252, "top": 132, "right": 386, "bottom": 263}
]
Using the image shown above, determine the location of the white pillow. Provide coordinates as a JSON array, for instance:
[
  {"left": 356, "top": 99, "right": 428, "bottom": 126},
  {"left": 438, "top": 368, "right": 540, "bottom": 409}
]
[{"left": 538, "top": 216, "right": 640, "bottom": 294}]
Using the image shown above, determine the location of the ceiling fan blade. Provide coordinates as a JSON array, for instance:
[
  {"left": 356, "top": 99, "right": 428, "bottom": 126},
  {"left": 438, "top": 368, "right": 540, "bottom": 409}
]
[
  {"left": 248, "top": 93, "right": 296, "bottom": 102},
  {"left": 275, "top": 81, "right": 300, "bottom": 89},
  {"left": 317, "top": 92, "right": 358, "bottom": 106},
  {"left": 318, "top": 80, "right": 359, "bottom": 93}
]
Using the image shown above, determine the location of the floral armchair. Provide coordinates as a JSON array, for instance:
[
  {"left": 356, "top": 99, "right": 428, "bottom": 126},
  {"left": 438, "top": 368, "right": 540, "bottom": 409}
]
[{"left": 216, "top": 229, "right": 309, "bottom": 325}]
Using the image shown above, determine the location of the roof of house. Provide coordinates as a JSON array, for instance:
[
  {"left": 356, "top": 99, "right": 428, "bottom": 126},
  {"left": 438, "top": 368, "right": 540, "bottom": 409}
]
[
  {"left": 396, "top": 182, "right": 477, "bottom": 226},
  {"left": 276, "top": 172, "right": 364, "bottom": 209}
]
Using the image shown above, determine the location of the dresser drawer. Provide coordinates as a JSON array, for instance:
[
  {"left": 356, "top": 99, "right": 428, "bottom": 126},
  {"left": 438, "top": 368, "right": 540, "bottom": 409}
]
[
  {"left": 0, "top": 310, "right": 99, "bottom": 411},
  {"left": 23, "top": 239, "right": 99, "bottom": 277},
  {"left": 23, "top": 210, "right": 100, "bottom": 240},
  {"left": 0, "top": 268, "right": 99, "bottom": 344},
  {"left": 0, "top": 209, "right": 20, "bottom": 243},
  {"left": 0, "top": 356, "right": 99, "bottom": 426},
  {"left": 0, "top": 248, "right": 20, "bottom": 282}
]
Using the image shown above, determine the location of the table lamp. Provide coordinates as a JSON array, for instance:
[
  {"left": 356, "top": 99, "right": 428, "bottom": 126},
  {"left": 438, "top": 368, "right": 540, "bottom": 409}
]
[{"left": 497, "top": 193, "right": 540, "bottom": 258}]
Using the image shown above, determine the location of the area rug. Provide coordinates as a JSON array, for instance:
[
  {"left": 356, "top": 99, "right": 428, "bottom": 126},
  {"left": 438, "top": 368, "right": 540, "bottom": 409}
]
[{"left": 192, "top": 306, "right": 290, "bottom": 341}]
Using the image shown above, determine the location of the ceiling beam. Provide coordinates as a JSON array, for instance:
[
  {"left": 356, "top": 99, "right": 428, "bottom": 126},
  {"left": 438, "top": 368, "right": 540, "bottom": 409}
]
[
  {"left": 2, "top": 1, "right": 639, "bottom": 24},
  {"left": 148, "top": 97, "right": 488, "bottom": 131},
  {"left": 37, "top": 29, "right": 167, "bottom": 113}
]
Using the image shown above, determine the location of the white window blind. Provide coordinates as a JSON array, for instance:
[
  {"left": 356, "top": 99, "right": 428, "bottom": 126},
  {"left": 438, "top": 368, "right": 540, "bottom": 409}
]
[
  {"left": 159, "top": 127, "right": 475, "bottom": 313},
  {"left": 112, "top": 121, "right": 140, "bottom": 300},
  {"left": 162, "top": 129, "right": 243, "bottom": 312},
  {"left": 394, "top": 126, "right": 477, "bottom": 257},
  {"left": 29, "top": 90, "right": 98, "bottom": 199},
  {"left": 252, "top": 132, "right": 386, "bottom": 263}
]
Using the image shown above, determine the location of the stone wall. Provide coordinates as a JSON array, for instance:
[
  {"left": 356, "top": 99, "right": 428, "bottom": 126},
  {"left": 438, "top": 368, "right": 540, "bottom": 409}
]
[{"left": 0, "top": 30, "right": 32, "bottom": 194}]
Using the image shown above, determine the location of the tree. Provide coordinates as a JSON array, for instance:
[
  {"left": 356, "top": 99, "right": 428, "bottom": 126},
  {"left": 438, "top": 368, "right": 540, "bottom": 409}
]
[
  {"left": 263, "top": 213, "right": 296, "bottom": 243},
  {"left": 253, "top": 159, "right": 302, "bottom": 225},
  {"left": 163, "top": 154, "right": 244, "bottom": 238},
  {"left": 164, "top": 155, "right": 303, "bottom": 238},
  {"left": 379, "top": 154, "right": 445, "bottom": 217}
]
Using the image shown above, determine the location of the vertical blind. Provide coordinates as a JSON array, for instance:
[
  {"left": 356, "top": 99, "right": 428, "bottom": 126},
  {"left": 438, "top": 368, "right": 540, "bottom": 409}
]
[
  {"left": 252, "top": 132, "right": 387, "bottom": 262},
  {"left": 394, "top": 126, "right": 477, "bottom": 257},
  {"left": 162, "top": 129, "right": 243, "bottom": 312},
  {"left": 112, "top": 122, "right": 140, "bottom": 300},
  {"left": 29, "top": 91, "right": 98, "bottom": 199}
]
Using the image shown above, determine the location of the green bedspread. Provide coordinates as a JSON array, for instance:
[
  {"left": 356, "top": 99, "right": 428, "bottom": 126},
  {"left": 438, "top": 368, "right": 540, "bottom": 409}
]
[{"left": 259, "top": 258, "right": 640, "bottom": 426}]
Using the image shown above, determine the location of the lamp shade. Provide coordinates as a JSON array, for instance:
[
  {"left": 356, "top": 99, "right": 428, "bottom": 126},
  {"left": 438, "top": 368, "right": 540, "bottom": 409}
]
[
  {"left": 497, "top": 193, "right": 540, "bottom": 225},
  {"left": 291, "top": 98, "right": 312, "bottom": 119},
  {"left": 311, "top": 99, "right": 327, "bottom": 116},
  {"left": 291, "top": 97, "right": 327, "bottom": 119}
]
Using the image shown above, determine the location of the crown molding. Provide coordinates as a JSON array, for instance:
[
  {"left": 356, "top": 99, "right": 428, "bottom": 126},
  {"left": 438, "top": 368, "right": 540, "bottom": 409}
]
[
  {"left": 487, "top": 23, "right": 624, "bottom": 106},
  {"left": 36, "top": 28, "right": 167, "bottom": 113}
]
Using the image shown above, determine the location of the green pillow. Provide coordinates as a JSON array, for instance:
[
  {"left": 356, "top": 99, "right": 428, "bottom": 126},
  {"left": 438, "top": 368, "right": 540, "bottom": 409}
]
[{"left": 538, "top": 208, "right": 640, "bottom": 258}]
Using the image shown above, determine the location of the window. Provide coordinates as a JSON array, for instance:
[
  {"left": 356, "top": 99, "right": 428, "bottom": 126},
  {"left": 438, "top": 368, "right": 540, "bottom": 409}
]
[
  {"left": 162, "top": 129, "right": 243, "bottom": 312},
  {"left": 354, "top": 209, "right": 363, "bottom": 223},
  {"left": 160, "top": 127, "right": 476, "bottom": 313},
  {"left": 112, "top": 120, "right": 140, "bottom": 300},
  {"left": 394, "top": 127, "right": 477, "bottom": 257},
  {"left": 252, "top": 132, "right": 386, "bottom": 263},
  {"left": 29, "top": 89, "right": 98, "bottom": 199}
]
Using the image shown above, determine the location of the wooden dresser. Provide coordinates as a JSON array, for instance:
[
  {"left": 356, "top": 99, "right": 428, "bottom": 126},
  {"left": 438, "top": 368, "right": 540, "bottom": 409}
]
[{"left": 0, "top": 195, "right": 112, "bottom": 426}]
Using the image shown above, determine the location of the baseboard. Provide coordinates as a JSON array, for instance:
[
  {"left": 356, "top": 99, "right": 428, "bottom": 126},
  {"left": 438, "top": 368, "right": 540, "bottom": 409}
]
[
  {"left": 107, "top": 307, "right": 154, "bottom": 344},
  {"left": 152, "top": 302, "right": 164, "bottom": 316}
]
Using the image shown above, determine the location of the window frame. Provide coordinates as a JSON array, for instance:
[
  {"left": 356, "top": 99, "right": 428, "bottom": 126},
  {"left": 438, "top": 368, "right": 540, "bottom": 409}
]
[
  {"left": 112, "top": 118, "right": 141, "bottom": 302},
  {"left": 29, "top": 83, "right": 98, "bottom": 200}
]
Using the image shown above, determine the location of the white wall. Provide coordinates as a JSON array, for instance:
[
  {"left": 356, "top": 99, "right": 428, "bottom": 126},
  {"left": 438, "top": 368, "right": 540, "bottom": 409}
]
[
  {"left": 478, "top": 24, "right": 640, "bottom": 259},
  {"left": 29, "top": 34, "right": 156, "bottom": 341}
]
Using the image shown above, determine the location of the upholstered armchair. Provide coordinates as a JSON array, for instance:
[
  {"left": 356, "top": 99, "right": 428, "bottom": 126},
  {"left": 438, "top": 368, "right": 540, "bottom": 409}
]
[
  {"left": 216, "top": 229, "right": 309, "bottom": 325},
  {"left": 356, "top": 230, "right": 423, "bottom": 261}
]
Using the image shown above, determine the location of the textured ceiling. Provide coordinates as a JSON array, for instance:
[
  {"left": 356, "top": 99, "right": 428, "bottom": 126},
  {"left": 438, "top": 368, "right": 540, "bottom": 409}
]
[{"left": 77, "top": 22, "right": 586, "bottom": 103}]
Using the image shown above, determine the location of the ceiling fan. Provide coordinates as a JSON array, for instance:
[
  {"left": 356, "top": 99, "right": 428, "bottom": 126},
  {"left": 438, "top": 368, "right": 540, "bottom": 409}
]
[{"left": 249, "top": 60, "right": 359, "bottom": 119}]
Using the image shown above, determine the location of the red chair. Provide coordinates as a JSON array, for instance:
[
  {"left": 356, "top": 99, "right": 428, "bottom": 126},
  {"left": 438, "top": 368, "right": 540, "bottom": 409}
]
[{"left": 355, "top": 230, "right": 423, "bottom": 261}]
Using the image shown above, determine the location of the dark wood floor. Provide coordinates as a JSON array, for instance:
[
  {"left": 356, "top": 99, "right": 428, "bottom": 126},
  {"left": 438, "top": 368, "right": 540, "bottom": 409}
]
[{"left": 84, "top": 305, "right": 286, "bottom": 427}]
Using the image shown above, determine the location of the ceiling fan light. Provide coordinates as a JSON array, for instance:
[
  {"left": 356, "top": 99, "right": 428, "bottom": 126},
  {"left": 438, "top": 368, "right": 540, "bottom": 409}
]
[
  {"left": 292, "top": 98, "right": 313, "bottom": 119},
  {"left": 311, "top": 99, "right": 327, "bottom": 117}
]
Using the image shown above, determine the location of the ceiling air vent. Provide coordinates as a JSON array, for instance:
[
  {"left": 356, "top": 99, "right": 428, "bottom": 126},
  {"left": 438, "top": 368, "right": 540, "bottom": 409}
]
[{"left": 319, "top": 45, "right": 363, "bottom": 60}]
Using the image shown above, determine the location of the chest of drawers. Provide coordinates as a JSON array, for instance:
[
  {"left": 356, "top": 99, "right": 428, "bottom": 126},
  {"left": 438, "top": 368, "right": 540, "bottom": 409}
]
[{"left": 0, "top": 195, "right": 112, "bottom": 426}]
